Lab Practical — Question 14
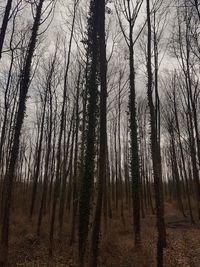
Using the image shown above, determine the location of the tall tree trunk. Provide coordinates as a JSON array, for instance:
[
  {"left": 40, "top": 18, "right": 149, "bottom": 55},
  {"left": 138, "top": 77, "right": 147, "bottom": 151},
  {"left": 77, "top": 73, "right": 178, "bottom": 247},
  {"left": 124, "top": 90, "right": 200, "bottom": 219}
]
[
  {"left": 129, "top": 30, "right": 141, "bottom": 246},
  {"left": 89, "top": 0, "right": 107, "bottom": 264},
  {"left": 173, "top": 82, "right": 194, "bottom": 223},
  {"left": 146, "top": 1, "right": 166, "bottom": 266},
  {"left": 70, "top": 66, "right": 81, "bottom": 245},
  {"left": 30, "top": 86, "right": 47, "bottom": 218},
  {"left": 78, "top": 0, "right": 99, "bottom": 265},
  {"left": 37, "top": 52, "right": 56, "bottom": 235},
  {"left": 0, "top": 0, "right": 44, "bottom": 265},
  {"left": 49, "top": 1, "right": 77, "bottom": 256}
]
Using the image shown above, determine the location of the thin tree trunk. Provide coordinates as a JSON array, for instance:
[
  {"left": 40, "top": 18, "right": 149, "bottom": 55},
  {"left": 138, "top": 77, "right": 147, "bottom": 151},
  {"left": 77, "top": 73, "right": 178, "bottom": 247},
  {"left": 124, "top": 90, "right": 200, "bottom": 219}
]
[
  {"left": 0, "top": 1, "right": 44, "bottom": 264},
  {"left": 146, "top": 1, "right": 166, "bottom": 266},
  {"left": 0, "top": 0, "right": 13, "bottom": 59}
]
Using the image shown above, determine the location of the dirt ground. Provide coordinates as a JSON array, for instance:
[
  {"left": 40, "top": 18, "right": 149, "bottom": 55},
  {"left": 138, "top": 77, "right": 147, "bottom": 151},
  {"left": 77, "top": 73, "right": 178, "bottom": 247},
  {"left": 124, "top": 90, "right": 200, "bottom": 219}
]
[{"left": 7, "top": 202, "right": 200, "bottom": 267}]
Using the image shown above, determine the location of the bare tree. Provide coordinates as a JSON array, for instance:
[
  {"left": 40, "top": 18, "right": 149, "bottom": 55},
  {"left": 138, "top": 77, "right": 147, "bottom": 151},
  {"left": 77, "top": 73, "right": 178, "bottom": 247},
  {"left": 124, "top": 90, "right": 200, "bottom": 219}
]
[
  {"left": 0, "top": 0, "right": 45, "bottom": 265},
  {"left": 146, "top": 0, "right": 166, "bottom": 266}
]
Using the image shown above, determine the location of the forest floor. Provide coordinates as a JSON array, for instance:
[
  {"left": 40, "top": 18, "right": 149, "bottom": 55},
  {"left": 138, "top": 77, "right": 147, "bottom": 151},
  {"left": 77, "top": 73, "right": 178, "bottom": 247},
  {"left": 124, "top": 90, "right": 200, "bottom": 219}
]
[{"left": 7, "top": 201, "right": 200, "bottom": 267}]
